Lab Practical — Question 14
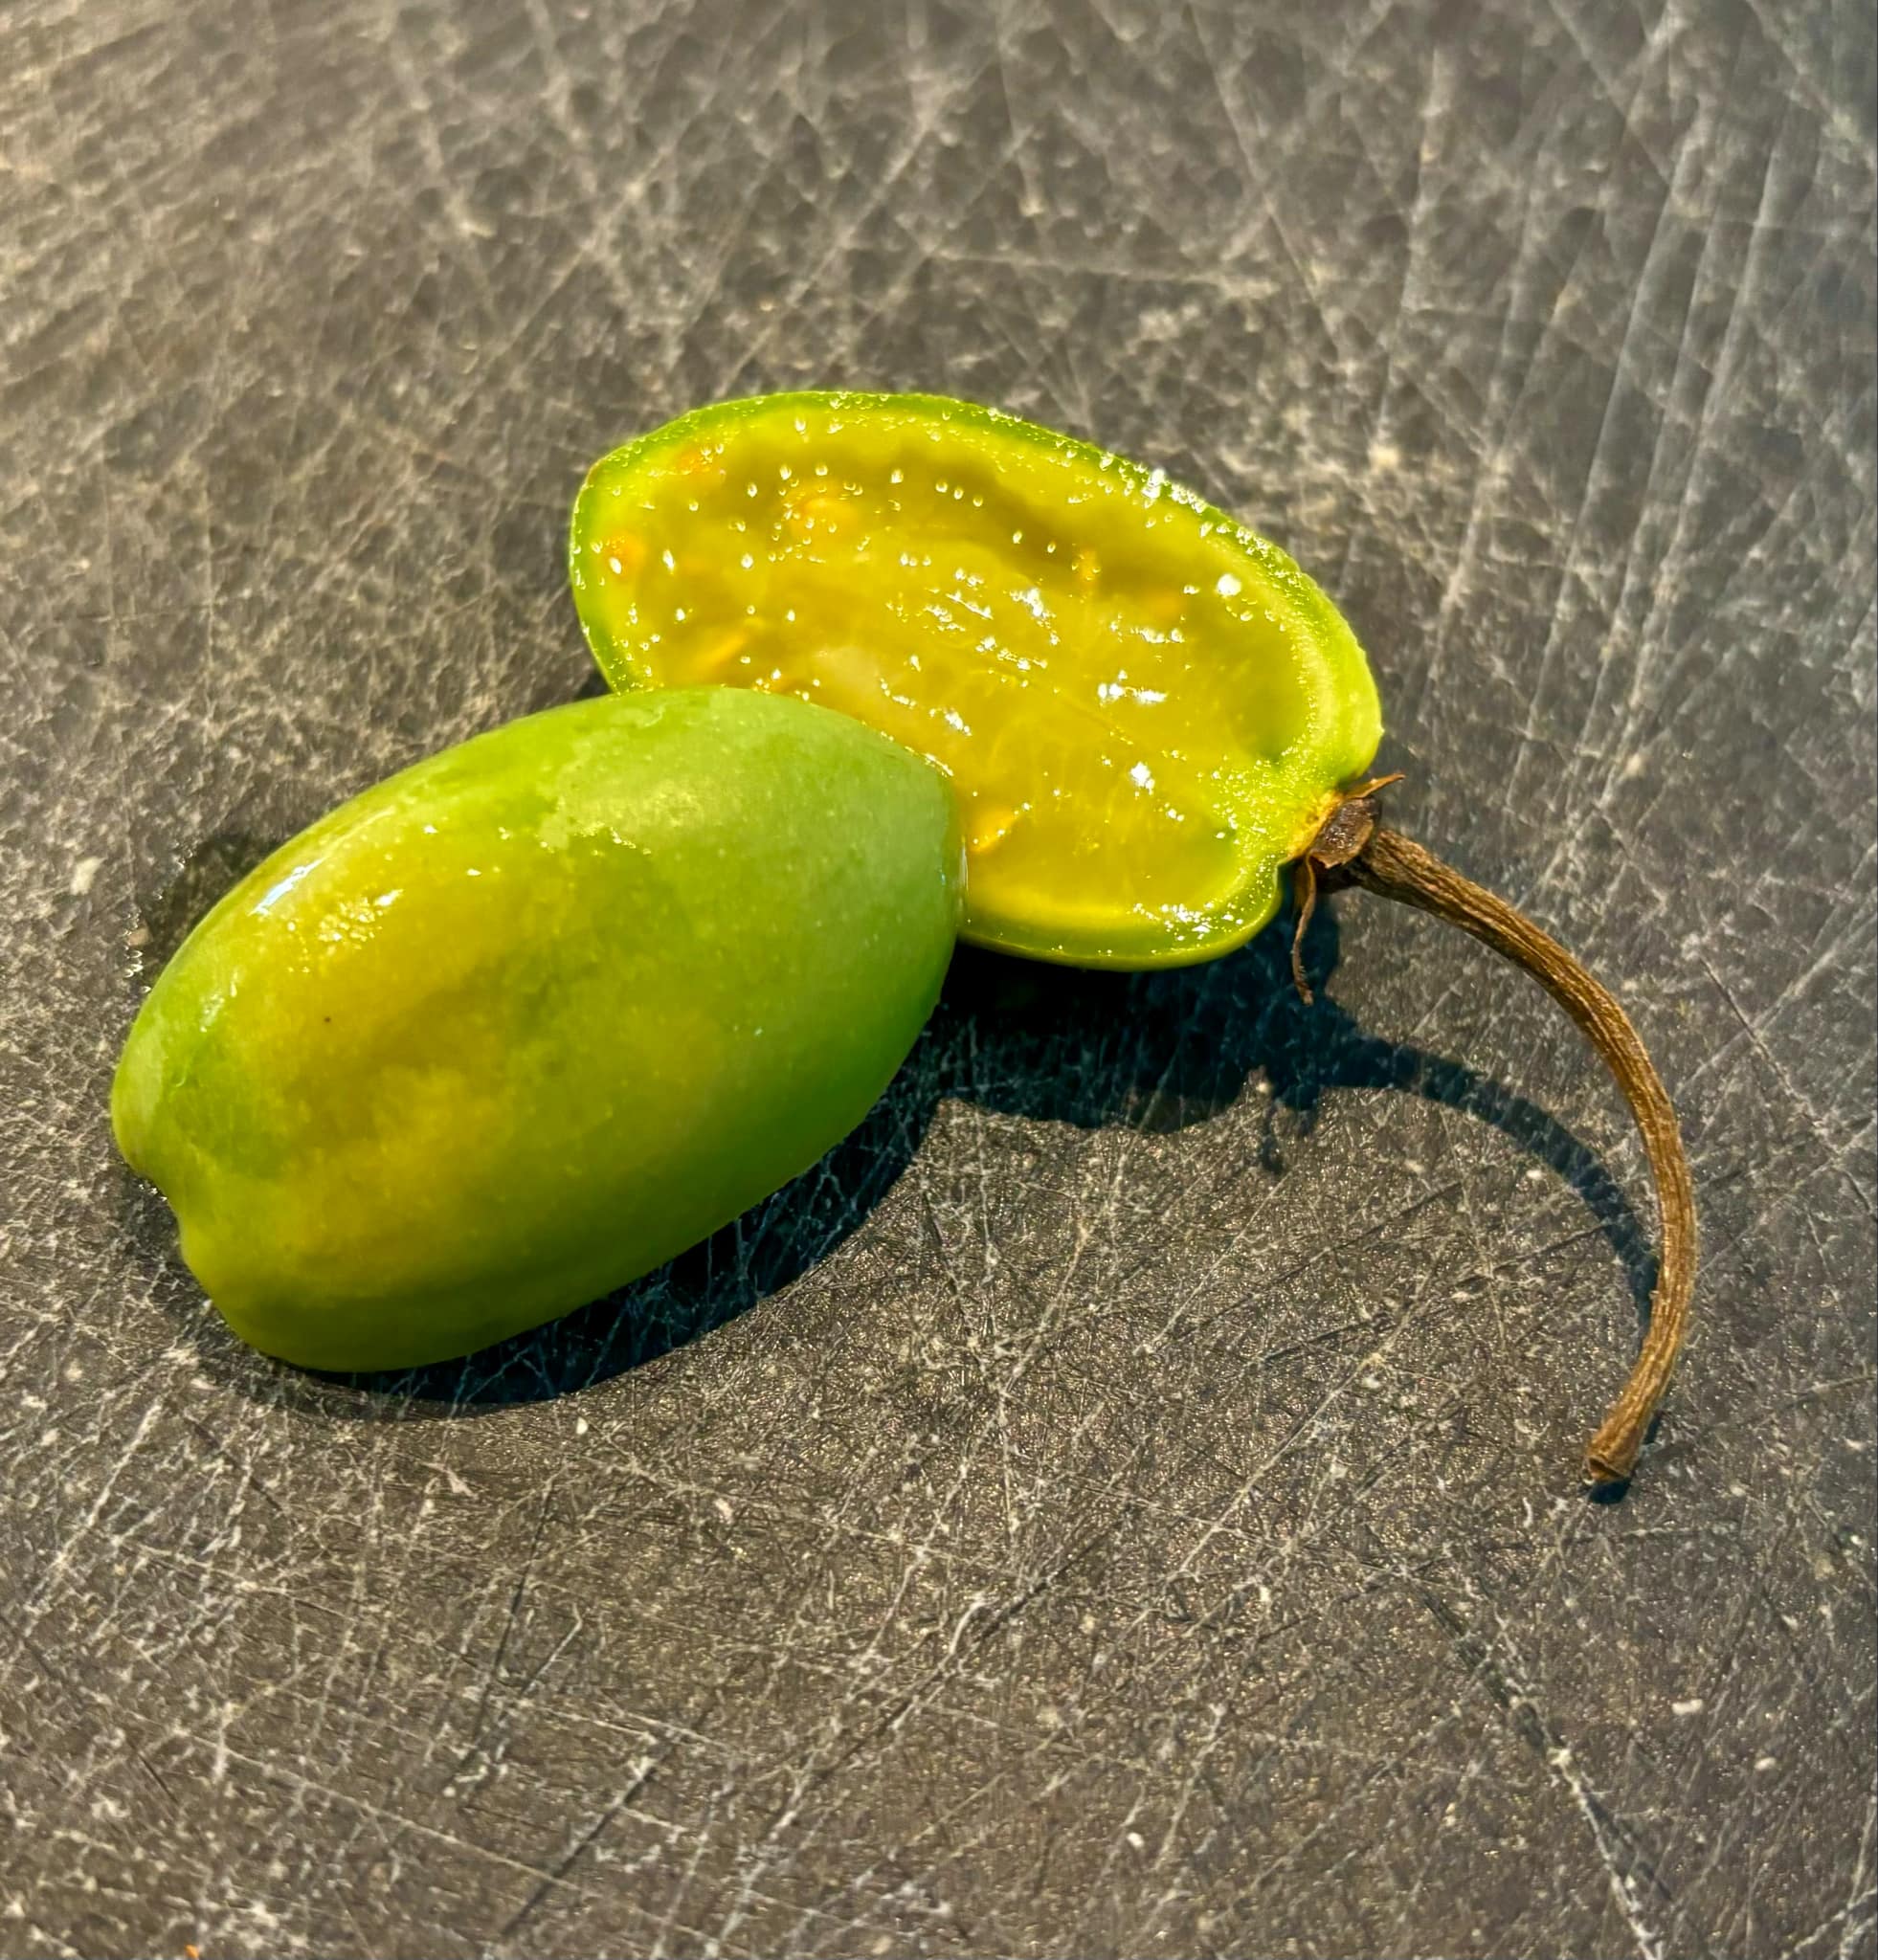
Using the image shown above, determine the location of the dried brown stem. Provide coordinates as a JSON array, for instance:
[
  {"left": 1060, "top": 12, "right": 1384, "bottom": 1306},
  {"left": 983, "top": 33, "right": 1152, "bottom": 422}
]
[{"left": 1328, "top": 822, "right": 1695, "bottom": 1489}]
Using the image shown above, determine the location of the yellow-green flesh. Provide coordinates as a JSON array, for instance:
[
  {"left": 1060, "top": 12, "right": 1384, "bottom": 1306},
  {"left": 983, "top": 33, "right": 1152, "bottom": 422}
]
[{"left": 571, "top": 391, "right": 1383, "bottom": 967}]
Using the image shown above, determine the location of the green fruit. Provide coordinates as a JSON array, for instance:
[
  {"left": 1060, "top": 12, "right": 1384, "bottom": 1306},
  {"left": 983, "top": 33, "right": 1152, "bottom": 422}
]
[
  {"left": 114, "top": 689, "right": 962, "bottom": 1371},
  {"left": 570, "top": 390, "right": 1381, "bottom": 969},
  {"left": 568, "top": 395, "right": 1699, "bottom": 1494}
]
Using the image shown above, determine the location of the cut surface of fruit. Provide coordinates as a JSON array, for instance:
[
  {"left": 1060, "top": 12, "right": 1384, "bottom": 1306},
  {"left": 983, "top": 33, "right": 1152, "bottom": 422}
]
[{"left": 572, "top": 391, "right": 1382, "bottom": 967}]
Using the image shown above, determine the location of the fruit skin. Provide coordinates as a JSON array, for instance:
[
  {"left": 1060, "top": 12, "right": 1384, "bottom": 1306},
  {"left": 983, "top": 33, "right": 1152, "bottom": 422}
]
[
  {"left": 114, "top": 689, "right": 963, "bottom": 1371},
  {"left": 570, "top": 390, "right": 1383, "bottom": 970}
]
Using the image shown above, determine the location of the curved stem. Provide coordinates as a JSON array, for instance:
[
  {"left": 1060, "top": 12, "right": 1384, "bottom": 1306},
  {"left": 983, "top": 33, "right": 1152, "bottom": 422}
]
[{"left": 1338, "top": 825, "right": 1696, "bottom": 1490}]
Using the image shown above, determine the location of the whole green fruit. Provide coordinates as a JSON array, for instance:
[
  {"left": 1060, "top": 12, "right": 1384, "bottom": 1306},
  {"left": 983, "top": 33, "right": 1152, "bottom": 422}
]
[{"left": 114, "top": 688, "right": 962, "bottom": 1370}]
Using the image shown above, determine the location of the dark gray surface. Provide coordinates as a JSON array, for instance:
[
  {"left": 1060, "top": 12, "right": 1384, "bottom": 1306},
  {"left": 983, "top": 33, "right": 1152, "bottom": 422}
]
[{"left": 3, "top": 1, "right": 1874, "bottom": 1954}]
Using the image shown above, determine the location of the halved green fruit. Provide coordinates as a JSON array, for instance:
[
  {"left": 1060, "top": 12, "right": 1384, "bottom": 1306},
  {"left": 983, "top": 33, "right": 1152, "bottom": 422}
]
[
  {"left": 566, "top": 394, "right": 1701, "bottom": 1495},
  {"left": 570, "top": 390, "right": 1381, "bottom": 969}
]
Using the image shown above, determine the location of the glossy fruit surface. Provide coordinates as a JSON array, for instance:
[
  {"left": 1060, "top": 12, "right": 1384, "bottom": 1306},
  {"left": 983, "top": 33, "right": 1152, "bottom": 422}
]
[
  {"left": 114, "top": 689, "right": 962, "bottom": 1370},
  {"left": 571, "top": 390, "right": 1382, "bottom": 967}
]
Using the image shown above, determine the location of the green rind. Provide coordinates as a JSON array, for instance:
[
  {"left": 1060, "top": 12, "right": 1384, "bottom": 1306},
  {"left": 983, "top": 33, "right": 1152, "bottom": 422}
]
[{"left": 570, "top": 390, "right": 1383, "bottom": 969}]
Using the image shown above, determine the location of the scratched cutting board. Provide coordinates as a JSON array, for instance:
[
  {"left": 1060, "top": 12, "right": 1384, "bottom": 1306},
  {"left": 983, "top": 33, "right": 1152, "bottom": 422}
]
[{"left": 2, "top": 3, "right": 1873, "bottom": 1955}]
